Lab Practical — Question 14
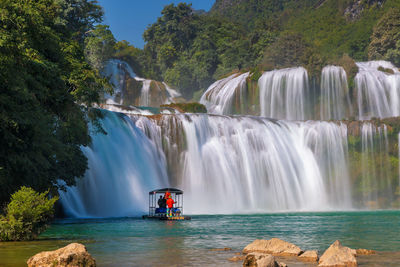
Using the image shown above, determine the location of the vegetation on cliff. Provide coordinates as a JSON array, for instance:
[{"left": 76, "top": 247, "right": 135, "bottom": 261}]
[{"left": 161, "top": 103, "right": 207, "bottom": 113}]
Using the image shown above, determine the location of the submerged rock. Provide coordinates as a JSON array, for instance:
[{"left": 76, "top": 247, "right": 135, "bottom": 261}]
[
  {"left": 356, "top": 248, "right": 376, "bottom": 255},
  {"left": 299, "top": 250, "right": 319, "bottom": 262},
  {"left": 211, "top": 247, "right": 232, "bottom": 251},
  {"left": 228, "top": 255, "right": 246, "bottom": 262},
  {"left": 27, "top": 243, "right": 96, "bottom": 267},
  {"left": 243, "top": 253, "right": 285, "bottom": 267},
  {"left": 318, "top": 240, "right": 357, "bottom": 267},
  {"left": 243, "top": 238, "right": 303, "bottom": 256}
]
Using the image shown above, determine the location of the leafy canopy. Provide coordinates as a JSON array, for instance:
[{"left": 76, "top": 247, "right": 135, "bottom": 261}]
[
  {"left": 0, "top": 187, "right": 58, "bottom": 241},
  {"left": 0, "top": 0, "right": 109, "bottom": 205}
]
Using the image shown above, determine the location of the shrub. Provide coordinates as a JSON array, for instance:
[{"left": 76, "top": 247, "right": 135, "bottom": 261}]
[
  {"left": 161, "top": 103, "right": 207, "bottom": 113},
  {"left": 0, "top": 187, "right": 58, "bottom": 241}
]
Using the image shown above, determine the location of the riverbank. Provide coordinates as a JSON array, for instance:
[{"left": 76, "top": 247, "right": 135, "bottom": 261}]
[{"left": 1, "top": 211, "right": 399, "bottom": 266}]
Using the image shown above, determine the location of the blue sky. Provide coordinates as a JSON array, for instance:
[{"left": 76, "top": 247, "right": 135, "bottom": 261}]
[{"left": 97, "top": 0, "right": 215, "bottom": 48}]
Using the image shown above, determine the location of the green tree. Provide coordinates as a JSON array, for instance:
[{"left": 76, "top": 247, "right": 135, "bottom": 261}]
[
  {"left": 0, "top": 0, "right": 109, "bottom": 205},
  {"left": 0, "top": 187, "right": 58, "bottom": 241},
  {"left": 84, "top": 24, "right": 116, "bottom": 71}
]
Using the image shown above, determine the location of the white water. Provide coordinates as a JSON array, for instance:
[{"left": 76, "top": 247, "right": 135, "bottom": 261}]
[
  {"left": 199, "top": 61, "right": 400, "bottom": 120},
  {"left": 61, "top": 111, "right": 399, "bottom": 216},
  {"left": 360, "top": 123, "right": 392, "bottom": 206},
  {"left": 320, "top": 66, "right": 352, "bottom": 120},
  {"left": 259, "top": 67, "right": 309, "bottom": 120},
  {"left": 60, "top": 111, "right": 168, "bottom": 217},
  {"left": 356, "top": 61, "right": 400, "bottom": 119},
  {"left": 176, "top": 115, "right": 352, "bottom": 213},
  {"left": 200, "top": 72, "right": 249, "bottom": 114}
]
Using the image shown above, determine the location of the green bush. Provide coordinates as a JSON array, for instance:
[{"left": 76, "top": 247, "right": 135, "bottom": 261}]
[
  {"left": 0, "top": 187, "right": 58, "bottom": 241},
  {"left": 161, "top": 103, "right": 207, "bottom": 113}
]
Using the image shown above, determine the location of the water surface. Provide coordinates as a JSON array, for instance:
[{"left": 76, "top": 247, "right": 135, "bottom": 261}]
[{"left": 1, "top": 211, "right": 400, "bottom": 266}]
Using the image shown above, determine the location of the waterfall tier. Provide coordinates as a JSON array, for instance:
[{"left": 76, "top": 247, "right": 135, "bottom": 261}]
[
  {"left": 61, "top": 111, "right": 399, "bottom": 217},
  {"left": 200, "top": 60, "right": 400, "bottom": 120},
  {"left": 259, "top": 67, "right": 309, "bottom": 120}
]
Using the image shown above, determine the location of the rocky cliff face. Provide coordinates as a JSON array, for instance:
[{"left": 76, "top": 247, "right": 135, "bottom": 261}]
[{"left": 344, "top": 0, "right": 385, "bottom": 21}]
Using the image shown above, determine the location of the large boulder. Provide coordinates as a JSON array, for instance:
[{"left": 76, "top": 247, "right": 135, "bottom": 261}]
[
  {"left": 243, "top": 238, "right": 303, "bottom": 256},
  {"left": 243, "top": 253, "right": 286, "bottom": 267},
  {"left": 318, "top": 240, "right": 357, "bottom": 267},
  {"left": 27, "top": 243, "right": 96, "bottom": 267},
  {"left": 299, "top": 250, "right": 319, "bottom": 262}
]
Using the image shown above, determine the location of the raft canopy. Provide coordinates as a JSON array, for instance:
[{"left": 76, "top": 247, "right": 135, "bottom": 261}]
[{"left": 149, "top": 188, "right": 183, "bottom": 195}]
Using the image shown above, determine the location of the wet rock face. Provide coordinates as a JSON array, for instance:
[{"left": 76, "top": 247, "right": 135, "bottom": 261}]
[
  {"left": 243, "top": 253, "right": 281, "bottom": 267},
  {"left": 318, "top": 240, "right": 357, "bottom": 267},
  {"left": 243, "top": 238, "right": 303, "bottom": 256},
  {"left": 27, "top": 243, "right": 96, "bottom": 267},
  {"left": 344, "top": 0, "right": 384, "bottom": 21}
]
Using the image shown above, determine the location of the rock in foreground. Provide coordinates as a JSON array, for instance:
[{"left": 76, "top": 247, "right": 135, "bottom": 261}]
[
  {"left": 243, "top": 238, "right": 303, "bottom": 256},
  {"left": 318, "top": 240, "right": 357, "bottom": 267},
  {"left": 27, "top": 243, "right": 96, "bottom": 267},
  {"left": 299, "top": 250, "right": 319, "bottom": 262},
  {"left": 243, "top": 253, "right": 286, "bottom": 267}
]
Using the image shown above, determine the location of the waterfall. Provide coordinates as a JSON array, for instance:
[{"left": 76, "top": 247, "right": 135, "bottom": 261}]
[
  {"left": 359, "top": 123, "right": 392, "bottom": 208},
  {"left": 103, "top": 59, "right": 178, "bottom": 107},
  {"left": 320, "top": 66, "right": 352, "bottom": 120},
  {"left": 103, "top": 59, "right": 137, "bottom": 105},
  {"left": 173, "top": 115, "right": 353, "bottom": 213},
  {"left": 60, "top": 111, "right": 168, "bottom": 217},
  {"left": 200, "top": 72, "right": 249, "bottom": 114},
  {"left": 356, "top": 61, "right": 400, "bottom": 119},
  {"left": 259, "top": 67, "right": 309, "bottom": 120},
  {"left": 137, "top": 78, "right": 151, "bottom": 106},
  {"left": 163, "top": 82, "right": 181, "bottom": 103},
  {"left": 61, "top": 110, "right": 400, "bottom": 216}
]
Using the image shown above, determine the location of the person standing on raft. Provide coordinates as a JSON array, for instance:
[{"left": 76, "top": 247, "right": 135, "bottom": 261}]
[{"left": 166, "top": 196, "right": 175, "bottom": 218}]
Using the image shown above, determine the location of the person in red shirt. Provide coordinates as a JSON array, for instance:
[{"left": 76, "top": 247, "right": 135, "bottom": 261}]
[
  {"left": 166, "top": 196, "right": 175, "bottom": 218},
  {"left": 164, "top": 191, "right": 171, "bottom": 199}
]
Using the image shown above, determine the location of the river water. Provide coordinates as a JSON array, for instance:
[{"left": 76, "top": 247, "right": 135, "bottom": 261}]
[{"left": 1, "top": 211, "right": 400, "bottom": 266}]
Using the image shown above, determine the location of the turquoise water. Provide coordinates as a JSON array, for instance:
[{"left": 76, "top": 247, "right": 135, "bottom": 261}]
[{"left": 1, "top": 211, "right": 400, "bottom": 266}]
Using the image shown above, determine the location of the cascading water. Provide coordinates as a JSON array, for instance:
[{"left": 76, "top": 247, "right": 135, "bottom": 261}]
[
  {"left": 60, "top": 111, "right": 168, "bottom": 217},
  {"left": 259, "top": 67, "right": 309, "bottom": 120},
  {"left": 174, "top": 115, "right": 354, "bottom": 213},
  {"left": 359, "top": 123, "right": 392, "bottom": 207},
  {"left": 103, "top": 59, "right": 137, "bottom": 104},
  {"left": 200, "top": 72, "right": 249, "bottom": 114},
  {"left": 356, "top": 61, "right": 400, "bottom": 119},
  {"left": 163, "top": 82, "right": 181, "bottom": 103},
  {"left": 61, "top": 110, "right": 400, "bottom": 216},
  {"left": 137, "top": 78, "right": 151, "bottom": 106},
  {"left": 320, "top": 66, "right": 352, "bottom": 120}
]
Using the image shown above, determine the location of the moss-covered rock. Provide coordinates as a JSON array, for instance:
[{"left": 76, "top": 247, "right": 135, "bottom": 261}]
[
  {"left": 160, "top": 102, "right": 207, "bottom": 113},
  {"left": 377, "top": 66, "right": 395, "bottom": 74}
]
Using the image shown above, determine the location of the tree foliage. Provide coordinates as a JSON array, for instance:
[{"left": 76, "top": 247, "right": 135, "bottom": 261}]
[
  {"left": 0, "top": 187, "right": 58, "bottom": 241},
  {"left": 84, "top": 24, "right": 116, "bottom": 71},
  {"left": 0, "top": 0, "right": 109, "bottom": 205}
]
